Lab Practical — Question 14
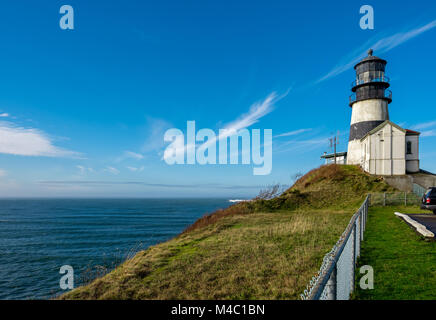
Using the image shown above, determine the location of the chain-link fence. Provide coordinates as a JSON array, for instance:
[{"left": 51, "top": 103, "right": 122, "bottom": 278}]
[
  {"left": 301, "top": 195, "right": 369, "bottom": 300},
  {"left": 413, "top": 183, "right": 427, "bottom": 198},
  {"left": 369, "top": 192, "right": 421, "bottom": 206}
]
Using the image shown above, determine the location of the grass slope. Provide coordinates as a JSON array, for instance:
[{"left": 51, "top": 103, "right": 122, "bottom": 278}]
[
  {"left": 355, "top": 206, "right": 436, "bottom": 300},
  {"left": 61, "top": 165, "right": 396, "bottom": 300}
]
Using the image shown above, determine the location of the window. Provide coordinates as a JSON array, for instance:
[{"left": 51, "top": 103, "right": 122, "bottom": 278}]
[{"left": 406, "top": 141, "right": 412, "bottom": 154}]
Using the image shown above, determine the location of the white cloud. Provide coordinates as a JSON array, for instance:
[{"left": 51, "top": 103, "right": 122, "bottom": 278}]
[
  {"left": 116, "top": 150, "right": 144, "bottom": 162},
  {"left": 76, "top": 165, "right": 86, "bottom": 175},
  {"left": 0, "top": 122, "right": 79, "bottom": 157},
  {"left": 76, "top": 165, "right": 95, "bottom": 174},
  {"left": 0, "top": 169, "right": 6, "bottom": 177},
  {"left": 142, "top": 117, "right": 173, "bottom": 154},
  {"left": 317, "top": 20, "right": 436, "bottom": 83},
  {"left": 162, "top": 91, "right": 286, "bottom": 162},
  {"left": 411, "top": 120, "right": 436, "bottom": 131},
  {"left": 0, "top": 113, "right": 9, "bottom": 117},
  {"left": 274, "top": 128, "right": 312, "bottom": 138},
  {"left": 127, "top": 166, "right": 144, "bottom": 172},
  {"left": 421, "top": 130, "right": 436, "bottom": 137},
  {"left": 274, "top": 137, "right": 329, "bottom": 154},
  {"left": 124, "top": 151, "right": 143, "bottom": 160},
  {"left": 221, "top": 92, "right": 281, "bottom": 133},
  {"left": 104, "top": 166, "right": 120, "bottom": 175}
]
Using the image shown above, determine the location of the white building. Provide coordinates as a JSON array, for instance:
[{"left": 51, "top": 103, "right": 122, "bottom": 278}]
[
  {"left": 346, "top": 50, "right": 420, "bottom": 176},
  {"left": 360, "top": 121, "right": 420, "bottom": 175},
  {"left": 321, "top": 152, "right": 347, "bottom": 165}
]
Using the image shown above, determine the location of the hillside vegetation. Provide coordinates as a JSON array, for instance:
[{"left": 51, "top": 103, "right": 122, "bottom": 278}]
[{"left": 61, "top": 165, "right": 396, "bottom": 300}]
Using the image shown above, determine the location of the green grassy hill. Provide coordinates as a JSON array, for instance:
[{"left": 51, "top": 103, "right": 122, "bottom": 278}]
[{"left": 61, "top": 165, "right": 396, "bottom": 300}]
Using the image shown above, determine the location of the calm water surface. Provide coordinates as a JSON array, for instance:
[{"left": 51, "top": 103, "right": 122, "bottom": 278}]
[{"left": 0, "top": 198, "right": 230, "bottom": 299}]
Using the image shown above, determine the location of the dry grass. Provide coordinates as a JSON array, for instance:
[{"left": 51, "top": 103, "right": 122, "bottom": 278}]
[
  {"left": 61, "top": 208, "right": 353, "bottom": 300},
  {"left": 61, "top": 164, "right": 397, "bottom": 300},
  {"left": 184, "top": 165, "right": 395, "bottom": 234}
]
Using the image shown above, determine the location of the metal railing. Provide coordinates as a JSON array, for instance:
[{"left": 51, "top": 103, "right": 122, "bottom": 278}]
[
  {"left": 351, "top": 75, "right": 390, "bottom": 88},
  {"left": 301, "top": 195, "right": 369, "bottom": 300},
  {"left": 349, "top": 89, "right": 392, "bottom": 105}
]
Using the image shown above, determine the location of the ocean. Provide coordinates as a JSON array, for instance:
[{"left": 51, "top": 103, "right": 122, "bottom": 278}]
[{"left": 0, "top": 198, "right": 231, "bottom": 300}]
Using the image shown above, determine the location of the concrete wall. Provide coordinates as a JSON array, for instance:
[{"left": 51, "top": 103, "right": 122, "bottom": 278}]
[
  {"left": 412, "top": 173, "right": 436, "bottom": 189},
  {"left": 384, "top": 175, "right": 414, "bottom": 192},
  {"left": 383, "top": 173, "right": 436, "bottom": 192}
]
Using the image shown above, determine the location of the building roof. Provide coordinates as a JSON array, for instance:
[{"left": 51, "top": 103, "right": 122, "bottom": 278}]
[
  {"left": 321, "top": 151, "right": 347, "bottom": 159},
  {"left": 359, "top": 120, "right": 407, "bottom": 141},
  {"left": 354, "top": 49, "right": 387, "bottom": 69},
  {"left": 406, "top": 129, "right": 420, "bottom": 136}
]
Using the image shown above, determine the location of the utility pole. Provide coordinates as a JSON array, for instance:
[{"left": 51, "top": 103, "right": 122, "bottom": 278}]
[{"left": 329, "top": 131, "right": 340, "bottom": 164}]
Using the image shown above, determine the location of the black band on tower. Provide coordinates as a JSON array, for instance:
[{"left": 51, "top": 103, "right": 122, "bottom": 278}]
[{"left": 349, "top": 120, "right": 385, "bottom": 141}]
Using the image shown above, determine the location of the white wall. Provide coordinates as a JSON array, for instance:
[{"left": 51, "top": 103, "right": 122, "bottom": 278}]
[
  {"left": 360, "top": 123, "right": 406, "bottom": 175},
  {"left": 406, "top": 135, "right": 419, "bottom": 173},
  {"left": 325, "top": 155, "right": 346, "bottom": 165}
]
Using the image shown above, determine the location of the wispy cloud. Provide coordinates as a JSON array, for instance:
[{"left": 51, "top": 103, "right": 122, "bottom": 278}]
[
  {"left": 104, "top": 166, "right": 120, "bottom": 175},
  {"left": 142, "top": 117, "right": 173, "bottom": 154},
  {"left": 0, "top": 113, "right": 9, "bottom": 118},
  {"left": 274, "top": 137, "right": 329, "bottom": 154},
  {"left": 221, "top": 92, "right": 282, "bottom": 133},
  {"left": 76, "top": 165, "right": 94, "bottom": 174},
  {"left": 0, "top": 121, "right": 80, "bottom": 157},
  {"left": 39, "top": 180, "right": 264, "bottom": 189},
  {"left": 163, "top": 91, "right": 287, "bottom": 162},
  {"left": 76, "top": 165, "right": 86, "bottom": 175},
  {"left": 410, "top": 120, "right": 436, "bottom": 131},
  {"left": 127, "top": 166, "right": 145, "bottom": 172},
  {"left": 274, "top": 128, "right": 312, "bottom": 138},
  {"left": 421, "top": 130, "right": 436, "bottom": 137},
  {"left": 116, "top": 150, "right": 144, "bottom": 162},
  {"left": 317, "top": 19, "right": 436, "bottom": 83},
  {"left": 410, "top": 120, "right": 436, "bottom": 137},
  {"left": 0, "top": 169, "right": 6, "bottom": 177}
]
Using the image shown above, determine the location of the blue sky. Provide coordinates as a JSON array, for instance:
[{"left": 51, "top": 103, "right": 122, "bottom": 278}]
[{"left": 0, "top": 0, "right": 435, "bottom": 197}]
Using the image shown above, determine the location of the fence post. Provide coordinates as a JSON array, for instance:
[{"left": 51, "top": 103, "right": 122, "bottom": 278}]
[
  {"left": 383, "top": 192, "right": 386, "bottom": 206},
  {"left": 325, "top": 265, "right": 337, "bottom": 300}
]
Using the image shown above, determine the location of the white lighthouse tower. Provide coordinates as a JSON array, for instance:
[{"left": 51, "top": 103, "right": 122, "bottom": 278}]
[
  {"left": 347, "top": 49, "right": 392, "bottom": 164},
  {"left": 343, "top": 49, "right": 421, "bottom": 176}
]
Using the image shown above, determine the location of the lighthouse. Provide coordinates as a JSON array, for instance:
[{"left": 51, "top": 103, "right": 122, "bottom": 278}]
[
  {"left": 319, "top": 49, "right": 422, "bottom": 175},
  {"left": 347, "top": 49, "right": 392, "bottom": 164},
  {"left": 339, "top": 49, "right": 421, "bottom": 175}
]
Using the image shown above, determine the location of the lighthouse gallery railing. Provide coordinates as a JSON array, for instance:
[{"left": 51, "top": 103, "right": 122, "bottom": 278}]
[
  {"left": 301, "top": 195, "right": 370, "bottom": 300},
  {"left": 349, "top": 89, "right": 392, "bottom": 105}
]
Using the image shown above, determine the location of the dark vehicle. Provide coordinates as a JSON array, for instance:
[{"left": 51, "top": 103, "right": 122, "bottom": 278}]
[{"left": 421, "top": 187, "right": 436, "bottom": 214}]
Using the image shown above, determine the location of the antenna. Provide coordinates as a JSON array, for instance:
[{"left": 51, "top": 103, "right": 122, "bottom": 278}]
[{"left": 328, "top": 131, "right": 340, "bottom": 164}]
